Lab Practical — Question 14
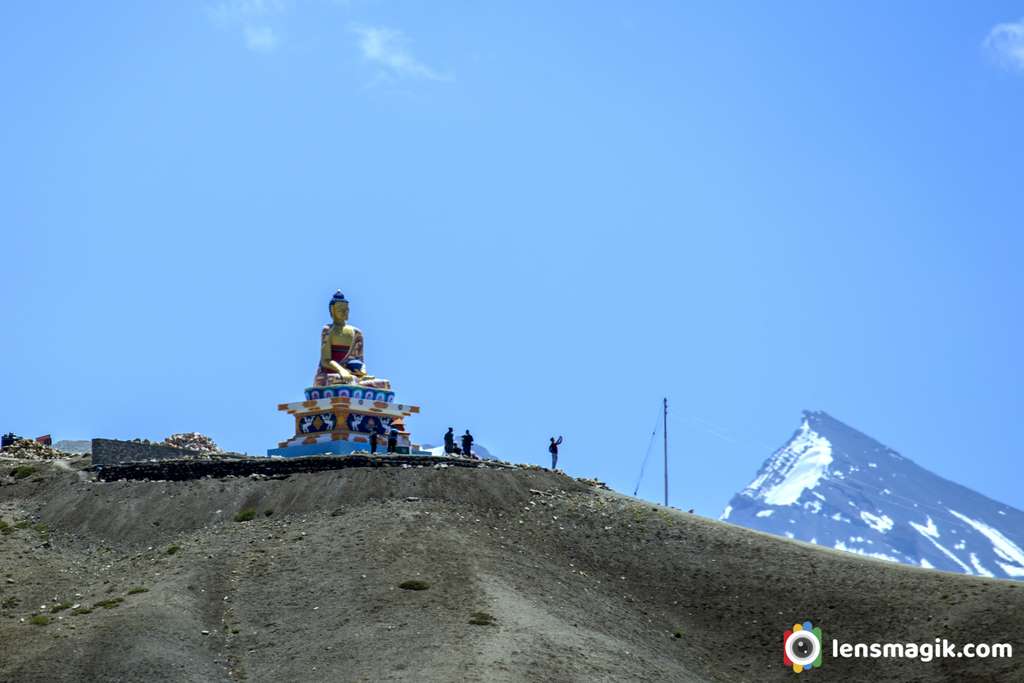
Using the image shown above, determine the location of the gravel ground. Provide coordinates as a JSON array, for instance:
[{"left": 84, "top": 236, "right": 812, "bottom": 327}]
[{"left": 1, "top": 458, "right": 1022, "bottom": 682}]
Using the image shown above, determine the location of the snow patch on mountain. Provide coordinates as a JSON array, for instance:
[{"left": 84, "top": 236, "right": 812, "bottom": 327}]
[
  {"left": 949, "top": 509, "right": 1024, "bottom": 577},
  {"left": 909, "top": 516, "right": 939, "bottom": 539},
  {"left": 911, "top": 515, "right": 973, "bottom": 572},
  {"left": 860, "top": 511, "right": 893, "bottom": 533},
  {"left": 743, "top": 418, "right": 832, "bottom": 506},
  {"left": 969, "top": 553, "right": 994, "bottom": 578},
  {"left": 833, "top": 540, "right": 900, "bottom": 563}
]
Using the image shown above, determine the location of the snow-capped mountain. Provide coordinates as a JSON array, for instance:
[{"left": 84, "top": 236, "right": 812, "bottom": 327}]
[
  {"left": 420, "top": 443, "right": 495, "bottom": 460},
  {"left": 721, "top": 411, "right": 1024, "bottom": 580}
]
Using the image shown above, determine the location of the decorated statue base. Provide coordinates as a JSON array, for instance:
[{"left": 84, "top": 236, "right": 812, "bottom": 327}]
[{"left": 267, "top": 384, "right": 428, "bottom": 457}]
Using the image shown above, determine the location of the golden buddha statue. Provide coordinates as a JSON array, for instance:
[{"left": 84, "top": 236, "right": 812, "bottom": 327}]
[{"left": 313, "top": 290, "right": 392, "bottom": 389}]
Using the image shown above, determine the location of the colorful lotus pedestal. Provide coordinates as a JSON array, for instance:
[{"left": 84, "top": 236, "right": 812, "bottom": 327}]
[
  {"left": 268, "top": 385, "right": 424, "bottom": 456},
  {"left": 265, "top": 290, "right": 428, "bottom": 457}
]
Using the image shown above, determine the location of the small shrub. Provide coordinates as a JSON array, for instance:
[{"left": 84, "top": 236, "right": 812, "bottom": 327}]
[
  {"left": 12, "top": 466, "right": 36, "bottom": 480},
  {"left": 92, "top": 597, "right": 124, "bottom": 610},
  {"left": 13, "top": 520, "right": 30, "bottom": 529},
  {"left": 0, "top": 520, "right": 11, "bottom": 535},
  {"left": 468, "top": 611, "right": 496, "bottom": 626},
  {"left": 33, "top": 523, "right": 49, "bottom": 536},
  {"left": 49, "top": 602, "right": 73, "bottom": 613},
  {"left": 398, "top": 580, "right": 430, "bottom": 591},
  {"left": 127, "top": 587, "right": 148, "bottom": 595},
  {"left": 30, "top": 614, "right": 51, "bottom": 626},
  {"left": 234, "top": 508, "right": 257, "bottom": 523},
  {"left": 71, "top": 607, "right": 92, "bottom": 616},
  {"left": 673, "top": 629, "right": 684, "bottom": 639},
  {"left": 166, "top": 545, "right": 180, "bottom": 555},
  {"left": 263, "top": 509, "right": 273, "bottom": 517},
  {"left": 1, "top": 596, "right": 19, "bottom": 609}
]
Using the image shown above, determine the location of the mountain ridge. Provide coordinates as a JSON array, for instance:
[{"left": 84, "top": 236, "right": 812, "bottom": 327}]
[{"left": 721, "top": 410, "right": 1024, "bottom": 580}]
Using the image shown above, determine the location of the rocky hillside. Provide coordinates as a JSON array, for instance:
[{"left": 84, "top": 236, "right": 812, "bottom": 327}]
[
  {"left": 1, "top": 456, "right": 1022, "bottom": 682},
  {"left": 722, "top": 411, "right": 1024, "bottom": 580}
]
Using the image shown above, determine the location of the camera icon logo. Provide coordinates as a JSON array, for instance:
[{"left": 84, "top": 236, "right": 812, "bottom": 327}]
[{"left": 783, "top": 621, "right": 823, "bottom": 673}]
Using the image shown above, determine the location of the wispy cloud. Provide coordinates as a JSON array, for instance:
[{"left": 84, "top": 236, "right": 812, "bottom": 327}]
[
  {"left": 245, "top": 26, "right": 279, "bottom": 52},
  {"left": 352, "top": 26, "right": 453, "bottom": 82},
  {"left": 208, "top": 0, "right": 287, "bottom": 53},
  {"left": 983, "top": 18, "right": 1024, "bottom": 72}
]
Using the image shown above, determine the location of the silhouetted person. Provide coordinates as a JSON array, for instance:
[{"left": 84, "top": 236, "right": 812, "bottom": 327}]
[
  {"left": 369, "top": 431, "right": 378, "bottom": 455},
  {"left": 461, "top": 430, "right": 474, "bottom": 459},
  {"left": 387, "top": 429, "right": 398, "bottom": 454},
  {"left": 444, "top": 427, "right": 457, "bottom": 455},
  {"left": 549, "top": 436, "right": 563, "bottom": 469}
]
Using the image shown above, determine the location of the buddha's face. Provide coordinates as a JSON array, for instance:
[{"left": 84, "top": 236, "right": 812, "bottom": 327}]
[{"left": 330, "top": 301, "right": 349, "bottom": 323}]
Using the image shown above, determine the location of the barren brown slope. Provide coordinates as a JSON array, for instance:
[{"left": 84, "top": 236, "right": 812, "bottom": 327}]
[{"left": 1, "top": 459, "right": 1022, "bottom": 682}]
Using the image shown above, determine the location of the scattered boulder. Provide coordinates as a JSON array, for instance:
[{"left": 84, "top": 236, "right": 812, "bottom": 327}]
[
  {"left": 163, "top": 433, "right": 221, "bottom": 455},
  {"left": 576, "top": 477, "right": 610, "bottom": 490},
  {"left": 0, "top": 438, "right": 62, "bottom": 460}
]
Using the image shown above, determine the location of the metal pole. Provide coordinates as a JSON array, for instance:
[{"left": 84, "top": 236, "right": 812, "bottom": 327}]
[{"left": 663, "top": 397, "right": 668, "bottom": 507}]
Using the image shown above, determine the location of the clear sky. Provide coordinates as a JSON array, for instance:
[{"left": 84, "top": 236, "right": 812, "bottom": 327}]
[{"left": 3, "top": 2, "right": 1023, "bottom": 517}]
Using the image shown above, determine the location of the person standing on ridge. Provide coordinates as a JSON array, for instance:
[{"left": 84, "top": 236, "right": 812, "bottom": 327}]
[
  {"left": 369, "top": 431, "right": 379, "bottom": 455},
  {"left": 444, "top": 427, "right": 458, "bottom": 455},
  {"left": 387, "top": 429, "right": 398, "bottom": 454},
  {"left": 461, "top": 430, "right": 474, "bottom": 459},
  {"left": 549, "top": 436, "right": 563, "bottom": 470}
]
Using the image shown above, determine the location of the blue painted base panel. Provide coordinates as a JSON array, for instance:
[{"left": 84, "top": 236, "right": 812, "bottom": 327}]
[{"left": 264, "top": 440, "right": 431, "bottom": 458}]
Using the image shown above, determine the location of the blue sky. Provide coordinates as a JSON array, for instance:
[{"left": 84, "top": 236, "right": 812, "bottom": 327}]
[{"left": 3, "top": 2, "right": 1023, "bottom": 517}]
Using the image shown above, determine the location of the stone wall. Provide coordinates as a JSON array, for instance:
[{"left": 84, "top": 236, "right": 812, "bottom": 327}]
[
  {"left": 92, "top": 453, "right": 499, "bottom": 481},
  {"left": 91, "top": 438, "right": 208, "bottom": 466}
]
